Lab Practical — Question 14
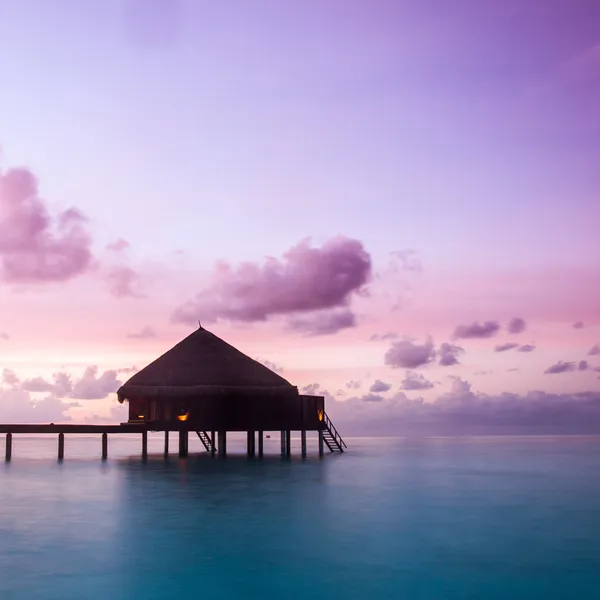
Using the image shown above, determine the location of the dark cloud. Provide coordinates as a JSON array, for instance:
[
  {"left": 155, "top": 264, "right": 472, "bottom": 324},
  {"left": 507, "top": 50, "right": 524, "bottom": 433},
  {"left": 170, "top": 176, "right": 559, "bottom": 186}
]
[
  {"left": 400, "top": 371, "right": 434, "bottom": 390},
  {"left": 301, "top": 383, "right": 322, "bottom": 396},
  {"left": 518, "top": 344, "right": 536, "bottom": 353},
  {"left": 453, "top": 321, "right": 500, "bottom": 339},
  {"left": 494, "top": 342, "right": 519, "bottom": 352},
  {"left": 573, "top": 321, "right": 585, "bottom": 329},
  {"left": 172, "top": 237, "right": 371, "bottom": 325},
  {"left": 438, "top": 342, "right": 464, "bottom": 366},
  {"left": 127, "top": 326, "right": 157, "bottom": 340},
  {"left": 544, "top": 361, "right": 576, "bottom": 374},
  {"left": 507, "top": 317, "right": 526, "bottom": 334},
  {"left": 369, "top": 380, "right": 391, "bottom": 393},
  {"left": 579, "top": 360, "right": 589, "bottom": 371},
  {"left": 0, "top": 166, "right": 93, "bottom": 283},
  {"left": 361, "top": 393, "right": 385, "bottom": 403},
  {"left": 286, "top": 308, "right": 356, "bottom": 336},
  {"left": 385, "top": 337, "right": 435, "bottom": 369},
  {"left": 589, "top": 344, "right": 600, "bottom": 356}
]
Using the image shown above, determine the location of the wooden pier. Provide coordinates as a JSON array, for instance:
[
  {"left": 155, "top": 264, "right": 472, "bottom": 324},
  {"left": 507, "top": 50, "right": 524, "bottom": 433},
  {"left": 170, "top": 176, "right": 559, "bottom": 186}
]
[{"left": 1, "top": 423, "right": 346, "bottom": 461}]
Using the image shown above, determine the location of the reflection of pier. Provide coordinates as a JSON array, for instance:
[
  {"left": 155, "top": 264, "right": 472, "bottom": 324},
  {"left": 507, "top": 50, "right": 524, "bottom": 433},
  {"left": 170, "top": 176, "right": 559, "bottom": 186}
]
[
  {"left": 2, "top": 325, "right": 347, "bottom": 462},
  {"left": 0, "top": 422, "right": 344, "bottom": 461}
]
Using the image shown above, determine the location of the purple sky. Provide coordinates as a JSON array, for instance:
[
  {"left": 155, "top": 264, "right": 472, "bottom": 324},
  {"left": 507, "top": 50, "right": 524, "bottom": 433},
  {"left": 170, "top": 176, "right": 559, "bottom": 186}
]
[{"left": 0, "top": 0, "right": 599, "bottom": 432}]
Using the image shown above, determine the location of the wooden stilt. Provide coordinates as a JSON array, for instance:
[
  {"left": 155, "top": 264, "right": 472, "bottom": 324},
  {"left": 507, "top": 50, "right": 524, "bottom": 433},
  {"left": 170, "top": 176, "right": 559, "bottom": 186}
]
[
  {"left": 318, "top": 430, "right": 324, "bottom": 457},
  {"left": 102, "top": 433, "right": 108, "bottom": 460},
  {"left": 286, "top": 429, "right": 291, "bottom": 457},
  {"left": 178, "top": 430, "right": 188, "bottom": 458},
  {"left": 218, "top": 431, "right": 227, "bottom": 457},
  {"left": 280, "top": 430, "right": 286, "bottom": 456},
  {"left": 247, "top": 431, "right": 255, "bottom": 457},
  {"left": 58, "top": 433, "right": 65, "bottom": 460},
  {"left": 210, "top": 430, "right": 216, "bottom": 456},
  {"left": 258, "top": 430, "right": 264, "bottom": 458},
  {"left": 142, "top": 430, "right": 148, "bottom": 459},
  {"left": 5, "top": 433, "right": 12, "bottom": 461},
  {"left": 164, "top": 431, "right": 169, "bottom": 456},
  {"left": 301, "top": 430, "right": 307, "bottom": 458}
]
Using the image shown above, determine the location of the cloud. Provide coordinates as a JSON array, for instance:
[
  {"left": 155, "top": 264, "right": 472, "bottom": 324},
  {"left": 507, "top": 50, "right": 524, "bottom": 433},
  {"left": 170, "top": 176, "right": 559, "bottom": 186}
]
[
  {"left": 385, "top": 337, "right": 435, "bottom": 369},
  {"left": 453, "top": 320, "right": 500, "bottom": 339},
  {"left": 518, "top": 344, "right": 536, "bottom": 353},
  {"left": 106, "top": 238, "right": 130, "bottom": 252},
  {"left": 589, "top": 344, "right": 600, "bottom": 356},
  {"left": 256, "top": 358, "right": 284, "bottom": 374},
  {"left": 578, "top": 360, "right": 589, "bottom": 371},
  {"left": 286, "top": 308, "right": 356, "bottom": 336},
  {"left": 494, "top": 342, "right": 519, "bottom": 353},
  {"left": 172, "top": 236, "right": 371, "bottom": 325},
  {"left": 302, "top": 383, "right": 322, "bottom": 395},
  {"left": 21, "top": 376, "right": 55, "bottom": 393},
  {"left": 0, "top": 387, "right": 79, "bottom": 423},
  {"left": 70, "top": 366, "right": 121, "bottom": 400},
  {"left": 438, "top": 342, "right": 464, "bottom": 366},
  {"left": 2, "top": 369, "right": 20, "bottom": 386},
  {"left": 544, "top": 361, "right": 576, "bottom": 374},
  {"left": 361, "top": 393, "right": 385, "bottom": 403},
  {"left": 346, "top": 380, "right": 361, "bottom": 390},
  {"left": 127, "top": 326, "right": 157, "bottom": 340},
  {"left": 386, "top": 249, "right": 422, "bottom": 275},
  {"left": 106, "top": 265, "right": 143, "bottom": 298},
  {"left": 370, "top": 332, "right": 398, "bottom": 342},
  {"left": 0, "top": 166, "right": 93, "bottom": 283},
  {"left": 0, "top": 332, "right": 9, "bottom": 340},
  {"left": 324, "top": 382, "right": 600, "bottom": 436},
  {"left": 507, "top": 317, "right": 526, "bottom": 334},
  {"left": 400, "top": 371, "right": 434, "bottom": 390},
  {"left": 369, "top": 380, "right": 391, "bottom": 393},
  {"left": 573, "top": 321, "right": 584, "bottom": 329},
  {"left": 117, "top": 365, "right": 139, "bottom": 374}
]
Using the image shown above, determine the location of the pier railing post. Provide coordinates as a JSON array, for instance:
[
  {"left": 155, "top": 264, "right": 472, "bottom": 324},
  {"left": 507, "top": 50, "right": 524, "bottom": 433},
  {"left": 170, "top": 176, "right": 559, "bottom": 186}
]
[
  {"left": 101, "top": 433, "right": 108, "bottom": 460},
  {"left": 58, "top": 433, "right": 65, "bottom": 460},
  {"left": 142, "top": 431, "right": 148, "bottom": 459},
  {"left": 5, "top": 433, "right": 12, "bottom": 461},
  {"left": 280, "top": 430, "right": 286, "bottom": 456}
]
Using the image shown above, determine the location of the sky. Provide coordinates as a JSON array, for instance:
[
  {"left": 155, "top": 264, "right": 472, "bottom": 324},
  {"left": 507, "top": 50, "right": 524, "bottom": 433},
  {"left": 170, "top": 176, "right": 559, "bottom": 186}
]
[{"left": 0, "top": 0, "right": 599, "bottom": 433}]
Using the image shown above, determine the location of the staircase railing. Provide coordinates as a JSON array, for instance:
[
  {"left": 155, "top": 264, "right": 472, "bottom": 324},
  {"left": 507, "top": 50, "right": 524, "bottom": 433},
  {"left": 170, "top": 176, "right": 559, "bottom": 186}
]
[{"left": 323, "top": 412, "right": 347, "bottom": 450}]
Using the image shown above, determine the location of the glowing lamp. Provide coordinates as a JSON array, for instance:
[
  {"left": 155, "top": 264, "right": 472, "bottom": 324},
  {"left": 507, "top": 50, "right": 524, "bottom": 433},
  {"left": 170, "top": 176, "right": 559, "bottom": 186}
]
[
  {"left": 177, "top": 413, "right": 189, "bottom": 422},
  {"left": 317, "top": 409, "right": 324, "bottom": 422}
]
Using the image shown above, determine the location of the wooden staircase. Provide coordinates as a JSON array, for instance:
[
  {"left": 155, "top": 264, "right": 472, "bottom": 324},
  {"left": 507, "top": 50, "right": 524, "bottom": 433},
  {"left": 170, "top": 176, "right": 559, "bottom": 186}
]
[
  {"left": 322, "top": 412, "right": 347, "bottom": 453},
  {"left": 196, "top": 431, "right": 214, "bottom": 452}
]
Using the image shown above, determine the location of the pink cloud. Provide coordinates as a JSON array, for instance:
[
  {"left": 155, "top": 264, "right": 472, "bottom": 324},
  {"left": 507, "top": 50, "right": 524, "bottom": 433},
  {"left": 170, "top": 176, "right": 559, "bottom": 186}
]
[
  {"left": 494, "top": 342, "right": 519, "bottom": 352},
  {"left": 507, "top": 317, "right": 526, "bottom": 334},
  {"left": 438, "top": 342, "right": 464, "bottom": 366},
  {"left": 400, "top": 371, "right": 433, "bottom": 390},
  {"left": 544, "top": 361, "right": 579, "bottom": 374},
  {"left": 518, "top": 344, "right": 536, "bottom": 352},
  {"left": 106, "top": 238, "right": 130, "bottom": 252},
  {"left": 0, "top": 332, "right": 9, "bottom": 340},
  {"left": 286, "top": 308, "right": 356, "bottom": 336},
  {"left": 0, "top": 166, "right": 93, "bottom": 283},
  {"left": 589, "top": 344, "right": 600, "bottom": 356},
  {"left": 106, "top": 265, "right": 143, "bottom": 298},
  {"left": 369, "top": 379, "right": 391, "bottom": 393},
  {"left": 127, "top": 326, "right": 157, "bottom": 339},
  {"left": 453, "top": 320, "right": 500, "bottom": 339},
  {"left": 573, "top": 321, "right": 585, "bottom": 329},
  {"left": 171, "top": 236, "right": 371, "bottom": 325},
  {"left": 385, "top": 337, "right": 435, "bottom": 369}
]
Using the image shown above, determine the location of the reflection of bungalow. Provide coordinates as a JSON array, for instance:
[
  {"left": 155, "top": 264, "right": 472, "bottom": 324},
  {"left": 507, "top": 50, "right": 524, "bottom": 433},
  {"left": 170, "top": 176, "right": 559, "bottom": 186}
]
[{"left": 117, "top": 326, "right": 345, "bottom": 457}]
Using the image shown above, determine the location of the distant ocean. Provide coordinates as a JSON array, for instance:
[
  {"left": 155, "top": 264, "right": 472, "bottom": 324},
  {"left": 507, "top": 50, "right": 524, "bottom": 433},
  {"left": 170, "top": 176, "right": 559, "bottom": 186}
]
[{"left": 1, "top": 434, "right": 599, "bottom": 599}]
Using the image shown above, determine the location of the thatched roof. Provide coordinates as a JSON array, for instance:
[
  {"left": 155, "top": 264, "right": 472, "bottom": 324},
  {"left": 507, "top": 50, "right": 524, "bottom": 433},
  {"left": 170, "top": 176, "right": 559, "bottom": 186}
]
[{"left": 117, "top": 326, "right": 297, "bottom": 401}]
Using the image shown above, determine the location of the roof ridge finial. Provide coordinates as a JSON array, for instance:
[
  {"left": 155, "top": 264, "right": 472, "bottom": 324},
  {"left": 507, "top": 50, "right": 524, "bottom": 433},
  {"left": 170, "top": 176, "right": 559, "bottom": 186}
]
[{"left": 198, "top": 320, "right": 203, "bottom": 330}]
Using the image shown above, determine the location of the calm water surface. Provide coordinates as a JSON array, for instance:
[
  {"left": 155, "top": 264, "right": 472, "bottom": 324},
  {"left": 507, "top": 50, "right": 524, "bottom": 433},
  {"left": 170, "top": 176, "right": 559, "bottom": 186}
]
[{"left": 1, "top": 434, "right": 599, "bottom": 599}]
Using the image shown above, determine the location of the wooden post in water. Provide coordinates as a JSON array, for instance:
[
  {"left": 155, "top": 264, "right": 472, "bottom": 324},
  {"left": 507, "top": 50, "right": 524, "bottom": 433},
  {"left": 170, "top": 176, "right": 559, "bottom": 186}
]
[
  {"left": 247, "top": 431, "right": 255, "bottom": 457},
  {"left": 301, "top": 430, "right": 307, "bottom": 458},
  {"left": 280, "top": 430, "right": 286, "bottom": 456},
  {"left": 218, "top": 431, "right": 227, "bottom": 457},
  {"left": 101, "top": 433, "right": 108, "bottom": 460},
  {"left": 164, "top": 431, "right": 169, "bottom": 456},
  {"left": 5, "top": 433, "right": 12, "bottom": 461},
  {"left": 258, "top": 430, "right": 264, "bottom": 458},
  {"left": 58, "top": 433, "right": 65, "bottom": 460},
  {"left": 210, "top": 430, "right": 216, "bottom": 456},
  {"left": 178, "top": 430, "right": 188, "bottom": 458},
  {"left": 286, "top": 430, "right": 291, "bottom": 457},
  {"left": 142, "top": 430, "right": 148, "bottom": 459},
  {"left": 318, "top": 430, "right": 324, "bottom": 457}
]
